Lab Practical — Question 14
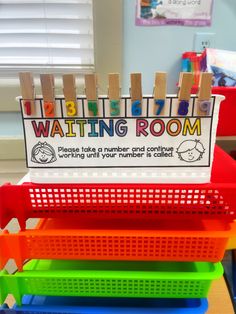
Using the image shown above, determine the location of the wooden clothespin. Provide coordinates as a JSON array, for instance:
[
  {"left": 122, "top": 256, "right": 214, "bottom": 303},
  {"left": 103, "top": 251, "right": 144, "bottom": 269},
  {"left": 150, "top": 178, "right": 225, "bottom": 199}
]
[
  {"left": 108, "top": 73, "right": 120, "bottom": 116},
  {"left": 85, "top": 74, "right": 98, "bottom": 116},
  {"left": 197, "top": 72, "right": 213, "bottom": 116},
  {"left": 177, "top": 72, "right": 194, "bottom": 116},
  {"left": 19, "top": 72, "right": 35, "bottom": 116},
  {"left": 40, "top": 74, "right": 55, "bottom": 117},
  {"left": 153, "top": 72, "right": 167, "bottom": 115},
  {"left": 63, "top": 74, "right": 77, "bottom": 117},
  {"left": 130, "top": 73, "right": 142, "bottom": 116}
]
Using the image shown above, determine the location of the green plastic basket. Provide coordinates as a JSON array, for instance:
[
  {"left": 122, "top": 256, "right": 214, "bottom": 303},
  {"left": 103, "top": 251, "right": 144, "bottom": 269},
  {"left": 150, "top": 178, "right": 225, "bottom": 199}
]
[{"left": 0, "top": 260, "right": 223, "bottom": 305}]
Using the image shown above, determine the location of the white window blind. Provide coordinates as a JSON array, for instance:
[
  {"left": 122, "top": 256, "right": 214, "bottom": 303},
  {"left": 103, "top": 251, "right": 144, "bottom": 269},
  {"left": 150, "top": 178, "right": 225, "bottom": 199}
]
[{"left": 0, "top": 0, "right": 94, "bottom": 71}]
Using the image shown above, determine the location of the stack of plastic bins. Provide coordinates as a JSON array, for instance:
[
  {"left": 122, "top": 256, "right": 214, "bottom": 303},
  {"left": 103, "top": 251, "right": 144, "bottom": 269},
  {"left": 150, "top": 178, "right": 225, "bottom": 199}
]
[{"left": 0, "top": 146, "right": 236, "bottom": 314}]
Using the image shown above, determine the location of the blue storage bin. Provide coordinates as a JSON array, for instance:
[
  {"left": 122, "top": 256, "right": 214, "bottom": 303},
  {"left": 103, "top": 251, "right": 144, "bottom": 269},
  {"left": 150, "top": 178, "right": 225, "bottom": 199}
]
[{"left": 0, "top": 296, "right": 208, "bottom": 314}]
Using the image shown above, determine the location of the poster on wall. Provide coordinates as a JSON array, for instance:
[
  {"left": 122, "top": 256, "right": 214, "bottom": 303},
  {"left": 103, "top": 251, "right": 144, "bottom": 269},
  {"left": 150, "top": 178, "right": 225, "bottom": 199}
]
[{"left": 136, "top": 0, "right": 214, "bottom": 26}]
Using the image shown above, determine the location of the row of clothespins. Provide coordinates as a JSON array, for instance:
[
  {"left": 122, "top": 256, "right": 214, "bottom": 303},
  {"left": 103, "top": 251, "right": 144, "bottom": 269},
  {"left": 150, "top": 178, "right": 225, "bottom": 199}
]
[{"left": 19, "top": 71, "right": 212, "bottom": 117}]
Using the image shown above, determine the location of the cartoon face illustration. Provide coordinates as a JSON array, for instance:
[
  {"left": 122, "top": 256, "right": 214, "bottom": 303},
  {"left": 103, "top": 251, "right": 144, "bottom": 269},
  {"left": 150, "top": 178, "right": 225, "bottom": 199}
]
[
  {"left": 177, "top": 140, "right": 205, "bottom": 163},
  {"left": 34, "top": 151, "right": 51, "bottom": 163},
  {"left": 179, "top": 149, "right": 201, "bottom": 162},
  {"left": 31, "top": 142, "right": 57, "bottom": 164}
]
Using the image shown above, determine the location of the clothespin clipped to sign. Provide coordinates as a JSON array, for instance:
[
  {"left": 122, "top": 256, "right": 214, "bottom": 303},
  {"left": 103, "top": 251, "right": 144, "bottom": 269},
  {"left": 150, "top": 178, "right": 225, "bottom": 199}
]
[
  {"left": 40, "top": 74, "right": 55, "bottom": 117},
  {"left": 19, "top": 72, "right": 35, "bottom": 116},
  {"left": 153, "top": 72, "right": 167, "bottom": 115},
  {"left": 85, "top": 74, "right": 98, "bottom": 116},
  {"left": 178, "top": 72, "right": 194, "bottom": 116},
  {"left": 63, "top": 74, "right": 77, "bottom": 117},
  {"left": 197, "top": 72, "right": 213, "bottom": 116},
  {"left": 108, "top": 73, "right": 120, "bottom": 116},
  {"left": 130, "top": 73, "right": 142, "bottom": 116}
]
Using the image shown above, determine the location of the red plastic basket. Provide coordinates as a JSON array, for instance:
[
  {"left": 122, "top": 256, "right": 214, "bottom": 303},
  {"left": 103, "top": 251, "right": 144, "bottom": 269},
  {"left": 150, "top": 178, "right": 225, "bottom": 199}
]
[
  {"left": 0, "top": 146, "right": 236, "bottom": 230},
  {"left": 0, "top": 218, "right": 235, "bottom": 271}
]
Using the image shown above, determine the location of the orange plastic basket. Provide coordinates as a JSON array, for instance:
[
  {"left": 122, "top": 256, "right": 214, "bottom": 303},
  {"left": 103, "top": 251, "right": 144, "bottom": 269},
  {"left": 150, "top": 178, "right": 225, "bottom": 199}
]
[{"left": 1, "top": 218, "right": 235, "bottom": 271}]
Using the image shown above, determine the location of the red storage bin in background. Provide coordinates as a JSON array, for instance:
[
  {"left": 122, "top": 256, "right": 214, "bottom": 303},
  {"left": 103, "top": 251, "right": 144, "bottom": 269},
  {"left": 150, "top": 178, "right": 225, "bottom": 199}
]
[{"left": 213, "top": 87, "right": 236, "bottom": 136}]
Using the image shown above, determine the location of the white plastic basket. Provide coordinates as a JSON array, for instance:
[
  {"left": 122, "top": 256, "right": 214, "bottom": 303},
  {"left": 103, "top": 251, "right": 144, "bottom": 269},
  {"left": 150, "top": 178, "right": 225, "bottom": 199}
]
[{"left": 18, "top": 94, "right": 224, "bottom": 184}]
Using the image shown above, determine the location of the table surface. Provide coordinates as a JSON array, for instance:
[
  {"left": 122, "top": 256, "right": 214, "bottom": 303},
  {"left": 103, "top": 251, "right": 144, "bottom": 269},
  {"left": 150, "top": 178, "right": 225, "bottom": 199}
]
[{"left": 208, "top": 277, "right": 234, "bottom": 313}]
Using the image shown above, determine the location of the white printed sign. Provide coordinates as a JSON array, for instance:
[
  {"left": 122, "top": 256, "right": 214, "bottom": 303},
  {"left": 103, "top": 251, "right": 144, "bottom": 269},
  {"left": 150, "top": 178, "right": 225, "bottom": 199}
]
[{"left": 21, "top": 95, "right": 217, "bottom": 169}]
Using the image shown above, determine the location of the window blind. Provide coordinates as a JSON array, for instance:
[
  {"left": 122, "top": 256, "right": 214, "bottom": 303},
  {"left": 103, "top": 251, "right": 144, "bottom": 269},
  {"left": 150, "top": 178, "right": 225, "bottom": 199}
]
[{"left": 0, "top": 0, "right": 94, "bottom": 71}]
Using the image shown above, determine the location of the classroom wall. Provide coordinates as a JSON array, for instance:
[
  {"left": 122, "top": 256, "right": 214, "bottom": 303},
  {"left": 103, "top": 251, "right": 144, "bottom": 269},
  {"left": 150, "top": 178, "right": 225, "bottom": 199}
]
[{"left": 122, "top": 0, "right": 236, "bottom": 94}]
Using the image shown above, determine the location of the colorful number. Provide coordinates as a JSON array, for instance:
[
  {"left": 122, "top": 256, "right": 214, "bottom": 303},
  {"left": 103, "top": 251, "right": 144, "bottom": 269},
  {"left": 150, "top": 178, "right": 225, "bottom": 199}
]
[
  {"left": 110, "top": 100, "right": 120, "bottom": 116},
  {"left": 132, "top": 100, "right": 142, "bottom": 116},
  {"left": 155, "top": 99, "right": 165, "bottom": 115},
  {"left": 66, "top": 101, "right": 77, "bottom": 116},
  {"left": 44, "top": 101, "right": 55, "bottom": 117},
  {"left": 88, "top": 101, "right": 98, "bottom": 116},
  {"left": 199, "top": 100, "right": 211, "bottom": 115},
  {"left": 178, "top": 100, "right": 189, "bottom": 116},
  {"left": 24, "top": 101, "right": 31, "bottom": 115}
]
